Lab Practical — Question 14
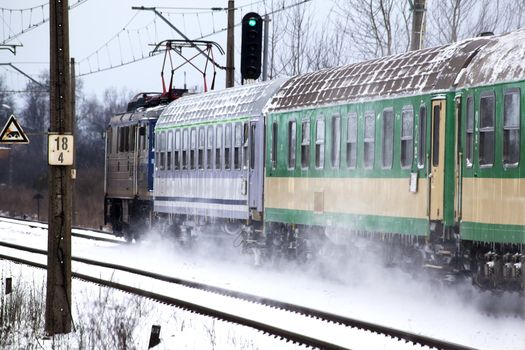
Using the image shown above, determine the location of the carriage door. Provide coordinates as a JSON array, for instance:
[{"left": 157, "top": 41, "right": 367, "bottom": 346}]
[
  {"left": 248, "top": 119, "right": 263, "bottom": 211},
  {"left": 429, "top": 99, "right": 446, "bottom": 220}
]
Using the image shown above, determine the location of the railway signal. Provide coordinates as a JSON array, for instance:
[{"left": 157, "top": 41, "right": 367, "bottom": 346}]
[{"left": 241, "top": 12, "right": 263, "bottom": 81}]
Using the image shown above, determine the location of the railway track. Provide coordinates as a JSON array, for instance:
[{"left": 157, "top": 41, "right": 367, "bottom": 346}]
[
  {"left": 0, "top": 236, "right": 477, "bottom": 350},
  {"left": 0, "top": 216, "right": 124, "bottom": 244}
]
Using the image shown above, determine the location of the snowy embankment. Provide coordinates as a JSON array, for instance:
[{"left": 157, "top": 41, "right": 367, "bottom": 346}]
[{"left": 0, "top": 219, "right": 524, "bottom": 349}]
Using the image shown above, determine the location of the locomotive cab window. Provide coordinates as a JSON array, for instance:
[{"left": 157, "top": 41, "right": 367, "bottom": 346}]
[
  {"left": 288, "top": 120, "right": 297, "bottom": 169},
  {"left": 225, "top": 124, "right": 232, "bottom": 170},
  {"left": 401, "top": 106, "right": 413, "bottom": 169},
  {"left": 346, "top": 113, "right": 357, "bottom": 169},
  {"left": 364, "top": 111, "right": 375, "bottom": 169},
  {"left": 503, "top": 88, "right": 520, "bottom": 167},
  {"left": 207, "top": 126, "right": 214, "bottom": 170},
  {"left": 382, "top": 108, "right": 394, "bottom": 169},
  {"left": 315, "top": 117, "right": 325, "bottom": 169},
  {"left": 479, "top": 92, "right": 495, "bottom": 167},
  {"left": 301, "top": 120, "right": 310, "bottom": 169},
  {"left": 465, "top": 96, "right": 474, "bottom": 167},
  {"left": 234, "top": 123, "right": 242, "bottom": 170},
  {"left": 215, "top": 125, "right": 223, "bottom": 170},
  {"left": 417, "top": 105, "right": 427, "bottom": 169},
  {"left": 331, "top": 114, "right": 341, "bottom": 169},
  {"left": 271, "top": 122, "right": 278, "bottom": 170},
  {"left": 198, "top": 127, "right": 205, "bottom": 170}
]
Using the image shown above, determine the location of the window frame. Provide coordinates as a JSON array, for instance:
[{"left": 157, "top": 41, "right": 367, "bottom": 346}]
[
  {"left": 465, "top": 96, "right": 474, "bottom": 168},
  {"left": 315, "top": 116, "right": 325, "bottom": 169},
  {"left": 417, "top": 104, "right": 427, "bottom": 169},
  {"left": 215, "top": 125, "right": 223, "bottom": 170},
  {"left": 381, "top": 108, "right": 394, "bottom": 169},
  {"left": 301, "top": 119, "right": 310, "bottom": 169},
  {"left": 271, "top": 121, "right": 278, "bottom": 170},
  {"left": 206, "top": 125, "right": 214, "bottom": 170},
  {"left": 346, "top": 112, "right": 358, "bottom": 169},
  {"left": 224, "top": 123, "right": 232, "bottom": 170},
  {"left": 503, "top": 88, "right": 520, "bottom": 168},
  {"left": 400, "top": 106, "right": 414, "bottom": 169},
  {"left": 478, "top": 91, "right": 495, "bottom": 168},
  {"left": 363, "top": 111, "right": 375, "bottom": 169},
  {"left": 288, "top": 119, "right": 297, "bottom": 169},
  {"left": 331, "top": 114, "right": 341, "bottom": 169}
]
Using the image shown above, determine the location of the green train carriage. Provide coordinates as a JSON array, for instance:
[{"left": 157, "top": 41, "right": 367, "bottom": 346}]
[{"left": 263, "top": 31, "right": 524, "bottom": 289}]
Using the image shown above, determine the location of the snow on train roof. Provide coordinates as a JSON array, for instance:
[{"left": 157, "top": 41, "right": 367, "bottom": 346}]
[
  {"left": 267, "top": 36, "right": 491, "bottom": 112},
  {"left": 456, "top": 29, "right": 525, "bottom": 88},
  {"left": 157, "top": 78, "right": 287, "bottom": 127}
]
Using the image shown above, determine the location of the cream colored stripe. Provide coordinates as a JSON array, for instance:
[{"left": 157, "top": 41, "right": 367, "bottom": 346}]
[
  {"left": 462, "top": 178, "right": 525, "bottom": 225},
  {"left": 265, "top": 177, "right": 428, "bottom": 219}
]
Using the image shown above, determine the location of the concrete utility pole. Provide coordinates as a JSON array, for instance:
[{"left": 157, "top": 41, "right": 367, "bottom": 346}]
[
  {"left": 226, "top": 0, "right": 235, "bottom": 88},
  {"left": 262, "top": 15, "right": 270, "bottom": 81},
  {"left": 46, "top": 0, "right": 73, "bottom": 335},
  {"left": 410, "top": 0, "right": 426, "bottom": 51}
]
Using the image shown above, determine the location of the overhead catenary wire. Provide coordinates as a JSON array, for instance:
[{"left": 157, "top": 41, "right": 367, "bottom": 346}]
[{"left": 75, "top": 0, "right": 312, "bottom": 77}]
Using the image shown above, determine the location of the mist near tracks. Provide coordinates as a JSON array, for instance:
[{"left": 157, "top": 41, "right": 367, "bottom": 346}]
[{"left": 92, "top": 226, "right": 525, "bottom": 350}]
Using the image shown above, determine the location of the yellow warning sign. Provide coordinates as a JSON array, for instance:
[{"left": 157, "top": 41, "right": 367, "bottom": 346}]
[{"left": 0, "top": 115, "right": 29, "bottom": 144}]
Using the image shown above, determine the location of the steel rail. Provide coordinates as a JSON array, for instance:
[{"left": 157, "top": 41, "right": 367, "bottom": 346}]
[{"left": 0, "top": 240, "right": 477, "bottom": 350}]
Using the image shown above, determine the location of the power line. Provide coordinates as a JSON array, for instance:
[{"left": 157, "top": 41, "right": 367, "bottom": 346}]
[
  {"left": 1, "top": 0, "right": 88, "bottom": 45},
  {"left": 75, "top": 0, "right": 312, "bottom": 78}
]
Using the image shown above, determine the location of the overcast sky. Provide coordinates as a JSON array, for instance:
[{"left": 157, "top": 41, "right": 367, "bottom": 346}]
[{"left": 1, "top": 0, "right": 316, "bottom": 104}]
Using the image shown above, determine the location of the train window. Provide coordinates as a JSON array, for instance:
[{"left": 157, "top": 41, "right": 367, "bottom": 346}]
[
  {"left": 250, "top": 124, "right": 256, "bottom": 170},
  {"left": 418, "top": 105, "right": 427, "bottom": 168},
  {"left": 225, "top": 124, "right": 232, "bottom": 170},
  {"left": 182, "top": 129, "right": 189, "bottom": 170},
  {"left": 382, "top": 108, "right": 394, "bottom": 169},
  {"left": 174, "top": 130, "right": 181, "bottom": 170},
  {"left": 243, "top": 123, "right": 249, "bottom": 169},
  {"left": 331, "top": 114, "right": 341, "bottom": 169},
  {"left": 363, "top": 111, "right": 375, "bottom": 169},
  {"left": 216, "top": 125, "right": 223, "bottom": 170},
  {"left": 198, "top": 127, "right": 205, "bottom": 170},
  {"left": 207, "top": 126, "right": 214, "bottom": 170},
  {"left": 315, "top": 118, "right": 325, "bottom": 169},
  {"left": 479, "top": 92, "right": 495, "bottom": 167},
  {"left": 503, "top": 88, "right": 520, "bottom": 167},
  {"left": 139, "top": 126, "right": 146, "bottom": 151},
  {"left": 465, "top": 96, "right": 474, "bottom": 167},
  {"left": 301, "top": 120, "right": 310, "bottom": 169},
  {"left": 288, "top": 120, "right": 297, "bottom": 169},
  {"left": 346, "top": 113, "right": 357, "bottom": 169},
  {"left": 432, "top": 105, "right": 441, "bottom": 167},
  {"left": 130, "top": 125, "right": 136, "bottom": 152},
  {"left": 190, "top": 128, "right": 197, "bottom": 170},
  {"left": 271, "top": 122, "right": 278, "bottom": 169},
  {"left": 159, "top": 131, "right": 166, "bottom": 171},
  {"left": 234, "top": 123, "right": 242, "bottom": 170},
  {"left": 167, "top": 131, "right": 173, "bottom": 171},
  {"left": 401, "top": 106, "right": 414, "bottom": 169}
]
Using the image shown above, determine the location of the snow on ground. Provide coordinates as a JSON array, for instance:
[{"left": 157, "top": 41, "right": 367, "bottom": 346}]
[{"left": 0, "top": 219, "right": 524, "bottom": 349}]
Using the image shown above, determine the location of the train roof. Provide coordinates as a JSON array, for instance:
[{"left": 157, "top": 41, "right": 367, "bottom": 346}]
[
  {"left": 109, "top": 103, "right": 167, "bottom": 127},
  {"left": 156, "top": 78, "right": 287, "bottom": 127},
  {"left": 267, "top": 35, "right": 494, "bottom": 112},
  {"left": 455, "top": 29, "right": 525, "bottom": 88}
]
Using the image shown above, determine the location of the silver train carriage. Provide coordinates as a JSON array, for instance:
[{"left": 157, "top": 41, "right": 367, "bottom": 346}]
[{"left": 153, "top": 79, "right": 285, "bottom": 238}]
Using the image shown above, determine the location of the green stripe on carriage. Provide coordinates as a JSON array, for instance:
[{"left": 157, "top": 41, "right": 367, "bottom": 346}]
[
  {"left": 460, "top": 221, "right": 525, "bottom": 244},
  {"left": 264, "top": 208, "right": 429, "bottom": 236}
]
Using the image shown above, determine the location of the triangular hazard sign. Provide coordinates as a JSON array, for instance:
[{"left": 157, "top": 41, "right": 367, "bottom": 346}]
[{"left": 0, "top": 115, "right": 29, "bottom": 144}]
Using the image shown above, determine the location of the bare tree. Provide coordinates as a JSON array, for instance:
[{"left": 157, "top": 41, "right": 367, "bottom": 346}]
[{"left": 334, "top": 0, "right": 411, "bottom": 60}]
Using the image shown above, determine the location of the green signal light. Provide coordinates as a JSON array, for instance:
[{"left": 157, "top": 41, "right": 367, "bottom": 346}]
[{"left": 248, "top": 18, "right": 257, "bottom": 27}]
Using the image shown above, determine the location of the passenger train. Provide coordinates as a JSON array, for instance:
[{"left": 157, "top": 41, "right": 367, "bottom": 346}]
[{"left": 105, "top": 29, "right": 525, "bottom": 291}]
